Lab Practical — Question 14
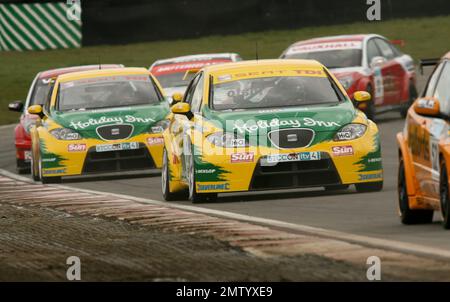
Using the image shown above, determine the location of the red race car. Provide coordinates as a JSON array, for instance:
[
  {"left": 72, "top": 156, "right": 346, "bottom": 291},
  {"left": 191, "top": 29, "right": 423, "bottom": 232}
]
[
  {"left": 280, "top": 34, "right": 417, "bottom": 120},
  {"left": 8, "top": 64, "right": 123, "bottom": 174}
]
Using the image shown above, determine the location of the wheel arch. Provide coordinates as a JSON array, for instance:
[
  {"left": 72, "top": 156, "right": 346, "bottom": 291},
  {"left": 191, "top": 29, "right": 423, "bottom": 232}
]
[{"left": 397, "top": 132, "right": 417, "bottom": 196}]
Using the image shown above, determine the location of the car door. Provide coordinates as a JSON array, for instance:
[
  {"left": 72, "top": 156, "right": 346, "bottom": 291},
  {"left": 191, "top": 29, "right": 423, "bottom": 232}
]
[
  {"left": 374, "top": 38, "right": 405, "bottom": 105},
  {"left": 408, "top": 61, "right": 445, "bottom": 199}
]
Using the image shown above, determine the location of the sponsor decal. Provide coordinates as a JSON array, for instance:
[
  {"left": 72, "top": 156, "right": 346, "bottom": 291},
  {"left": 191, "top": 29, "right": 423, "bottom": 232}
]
[
  {"left": 230, "top": 138, "right": 246, "bottom": 147},
  {"left": 266, "top": 152, "right": 321, "bottom": 163},
  {"left": 68, "top": 144, "right": 87, "bottom": 152},
  {"left": 336, "top": 131, "right": 353, "bottom": 141},
  {"left": 151, "top": 126, "right": 164, "bottom": 133},
  {"left": 417, "top": 99, "right": 436, "bottom": 109},
  {"left": 69, "top": 115, "right": 155, "bottom": 130},
  {"left": 152, "top": 60, "right": 230, "bottom": 75},
  {"left": 332, "top": 145, "right": 354, "bottom": 156},
  {"left": 197, "top": 183, "right": 230, "bottom": 191},
  {"left": 287, "top": 41, "right": 362, "bottom": 55},
  {"left": 368, "top": 158, "right": 382, "bottom": 163},
  {"left": 196, "top": 169, "right": 216, "bottom": 174},
  {"left": 24, "top": 151, "right": 32, "bottom": 161},
  {"left": 96, "top": 142, "right": 140, "bottom": 152},
  {"left": 42, "top": 168, "right": 67, "bottom": 175},
  {"left": 231, "top": 152, "right": 255, "bottom": 163},
  {"left": 358, "top": 173, "right": 382, "bottom": 181},
  {"left": 147, "top": 137, "right": 164, "bottom": 146},
  {"left": 234, "top": 118, "right": 340, "bottom": 134},
  {"left": 42, "top": 158, "right": 57, "bottom": 162}
]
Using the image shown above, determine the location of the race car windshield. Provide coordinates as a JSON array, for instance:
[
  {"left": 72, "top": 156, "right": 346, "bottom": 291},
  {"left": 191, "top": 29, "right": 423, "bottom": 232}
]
[
  {"left": 211, "top": 76, "right": 345, "bottom": 111},
  {"left": 57, "top": 75, "right": 161, "bottom": 111},
  {"left": 284, "top": 49, "right": 362, "bottom": 68},
  {"left": 154, "top": 72, "right": 194, "bottom": 88}
]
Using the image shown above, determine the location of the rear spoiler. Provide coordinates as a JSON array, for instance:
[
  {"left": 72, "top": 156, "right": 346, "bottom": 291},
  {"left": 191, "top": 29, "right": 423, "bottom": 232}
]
[
  {"left": 390, "top": 39, "right": 405, "bottom": 47},
  {"left": 419, "top": 58, "right": 440, "bottom": 75}
]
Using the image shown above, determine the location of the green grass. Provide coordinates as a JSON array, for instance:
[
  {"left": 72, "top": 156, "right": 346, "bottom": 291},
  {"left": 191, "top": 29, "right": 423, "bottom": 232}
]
[{"left": 1, "top": 15, "right": 449, "bottom": 125}]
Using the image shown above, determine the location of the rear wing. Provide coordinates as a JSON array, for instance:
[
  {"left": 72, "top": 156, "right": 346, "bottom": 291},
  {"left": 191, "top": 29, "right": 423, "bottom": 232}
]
[
  {"left": 390, "top": 39, "right": 405, "bottom": 47},
  {"left": 419, "top": 58, "right": 440, "bottom": 75}
]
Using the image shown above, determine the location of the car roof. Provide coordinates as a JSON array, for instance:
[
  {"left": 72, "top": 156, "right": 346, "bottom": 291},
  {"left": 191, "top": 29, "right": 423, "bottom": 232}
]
[
  {"left": 291, "top": 34, "right": 370, "bottom": 47},
  {"left": 57, "top": 67, "right": 149, "bottom": 82},
  {"left": 39, "top": 64, "right": 123, "bottom": 79},
  {"left": 152, "top": 53, "right": 239, "bottom": 66},
  {"left": 443, "top": 52, "right": 450, "bottom": 60},
  {"left": 203, "top": 59, "right": 323, "bottom": 75}
]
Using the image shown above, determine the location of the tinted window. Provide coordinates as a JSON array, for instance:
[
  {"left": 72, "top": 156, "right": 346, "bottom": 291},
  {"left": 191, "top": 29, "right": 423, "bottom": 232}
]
[
  {"left": 212, "top": 76, "right": 344, "bottom": 110},
  {"left": 184, "top": 73, "right": 201, "bottom": 104},
  {"left": 374, "top": 39, "right": 395, "bottom": 60},
  {"left": 154, "top": 72, "right": 195, "bottom": 88},
  {"left": 57, "top": 75, "right": 161, "bottom": 111},
  {"left": 366, "top": 39, "right": 382, "bottom": 65},
  {"left": 190, "top": 74, "right": 204, "bottom": 113},
  {"left": 284, "top": 49, "right": 362, "bottom": 68},
  {"left": 434, "top": 62, "right": 450, "bottom": 116},
  {"left": 30, "top": 79, "right": 53, "bottom": 106}
]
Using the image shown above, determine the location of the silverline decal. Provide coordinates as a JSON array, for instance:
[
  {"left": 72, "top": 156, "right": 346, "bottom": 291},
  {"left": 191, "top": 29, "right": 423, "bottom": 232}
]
[
  {"left": 233, "top": 118, "right": 341, "bottom": 133},
  {"left": 69, "top": 115, "right": 155, "bottom": 130}
]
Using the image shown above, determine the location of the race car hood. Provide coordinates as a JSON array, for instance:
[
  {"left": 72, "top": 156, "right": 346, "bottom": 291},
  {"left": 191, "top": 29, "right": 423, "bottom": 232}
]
[
  {"left": 51, "top": 102, "right": 170, "bottom": 140},
  {"left": 203, "top": 100, "right": 356, "bottom": 143}
]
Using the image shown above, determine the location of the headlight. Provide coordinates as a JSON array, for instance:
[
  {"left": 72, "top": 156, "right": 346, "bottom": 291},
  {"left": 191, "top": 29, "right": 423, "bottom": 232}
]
[
  {"left": 50, "top": 128, "right": 82, "bottom": 140},
  {"left": 149, "top": 120, "right": 170, "bottom": 133},
  {"left": 206, "top": 132, "right": 248, "bottom": 148},
  {"left": 334, "top": 124, "right": 367, "bottom": 141},
  {"left": 338, "top": 75, "right": 354, "bottom": 90}
]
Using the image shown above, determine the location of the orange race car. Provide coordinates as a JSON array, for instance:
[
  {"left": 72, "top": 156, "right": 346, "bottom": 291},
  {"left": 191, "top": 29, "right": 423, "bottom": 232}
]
[{"left": 397, "top": 52, "right": 450, "bottom": 228}]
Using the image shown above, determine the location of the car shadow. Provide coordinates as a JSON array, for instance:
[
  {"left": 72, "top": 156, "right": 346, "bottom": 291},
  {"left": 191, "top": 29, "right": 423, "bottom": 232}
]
[
  {"left": 210, "top": 187, "right": 361, "bottom": 204},
  {"left": 61, "top": 170, "right": 160, "bottom": 184}
]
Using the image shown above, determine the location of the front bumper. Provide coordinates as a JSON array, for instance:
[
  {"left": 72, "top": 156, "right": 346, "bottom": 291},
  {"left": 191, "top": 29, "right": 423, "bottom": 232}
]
[
  {"left": 39, "top": 133, "right": 164, "bottom": 177},
  {"left": 193, "top": 133, "right": 383, "bottom": 194}
]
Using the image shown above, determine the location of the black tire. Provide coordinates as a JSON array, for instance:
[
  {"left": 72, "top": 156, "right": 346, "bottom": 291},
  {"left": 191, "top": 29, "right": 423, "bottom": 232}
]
[
  {"left": 161, "top": 148, "right": 185, "bottom": 201},
  {"left": 400, "top": 83, "right": 417, "bottom": 118},
  {"left": 364, "top": 85, "right": 376, "bottom": 121},
  {"left": 440, "top": 160, "right": 450, "bottom": 229},
  {"left": 355, "top": 181, "right": 383, "bottom": 193},
  {"left": 398, "top": 158, "right": 433, "bottom": 225},
  {"left": 186, "top": 142, "right": 217, "bottom": 203},
  {"left": 16, "top": 159, "right": 30, "bottom": 174},
  {"left": 324, "top": 185, "right": 349, "bottom": 191}
]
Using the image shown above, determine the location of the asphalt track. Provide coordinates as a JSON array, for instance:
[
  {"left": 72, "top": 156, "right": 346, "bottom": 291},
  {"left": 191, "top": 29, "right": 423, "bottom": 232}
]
[{"left": 2, "top": 68, "right": 449, "bottom": 251}]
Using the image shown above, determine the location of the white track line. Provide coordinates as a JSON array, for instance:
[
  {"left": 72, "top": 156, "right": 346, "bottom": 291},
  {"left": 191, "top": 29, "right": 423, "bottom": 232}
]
[
  {"left": 0, "top": 124, "right": 16, "bottom": 130},
  {"left": 2, "top": 167, "right": 450, "bottom": 260}
]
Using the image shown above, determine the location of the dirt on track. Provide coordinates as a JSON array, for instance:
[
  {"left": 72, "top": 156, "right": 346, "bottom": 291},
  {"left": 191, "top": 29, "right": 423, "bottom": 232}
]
[{"left": 0, "top": 203, "right": 371, "bottom": 281}]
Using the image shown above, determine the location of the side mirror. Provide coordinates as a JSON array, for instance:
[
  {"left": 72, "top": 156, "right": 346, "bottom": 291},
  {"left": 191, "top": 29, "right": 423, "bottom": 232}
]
[
  {"left": 413, "top": 97, "right": 440, "bottom": 117},
  {"left": 8, "top": 101, "right": 23, "bottom": 112},
  {"left": 172, "top": 93, "right": 183, "bottom": 104},
  {"left": 171, "top": 102, "right": 193, "bottom": 119},
  {"left": 353, "top": 91, "right": 371, "bottom": 110},
  {"left": 370, "top": 56, "right": 387, "bottom": 68},
  {"left": 28, "top": 104, "right": 43, "bottom": 116}
]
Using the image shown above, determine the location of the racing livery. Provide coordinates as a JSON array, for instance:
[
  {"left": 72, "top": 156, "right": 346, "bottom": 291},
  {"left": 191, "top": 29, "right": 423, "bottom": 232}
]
[
  {"left": 161, "top": 59, "right": 383, "bottom": 203},
  {"left": 397, "top": 52, "right": 450, "bottom": 228},
  {"left": 29, "top": 67, "right": 170, "bottom": 183},
  {"left": 280, "top": 34, "right": 417, "bottom": 120},
  {"left": 8, "top": 64, "right": 123, "bottom": 174},
  {"left": 149, "top": 53, "right": 242, "bottom": 99}
]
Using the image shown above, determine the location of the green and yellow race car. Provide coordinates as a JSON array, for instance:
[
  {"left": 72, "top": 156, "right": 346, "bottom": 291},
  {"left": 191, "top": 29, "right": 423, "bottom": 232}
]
[
  {"left": 29, "top": 67, "right": 170, "bottom": 183},
  {"left": 161, "top": 59, "right": 383, "bottom": 202}
]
